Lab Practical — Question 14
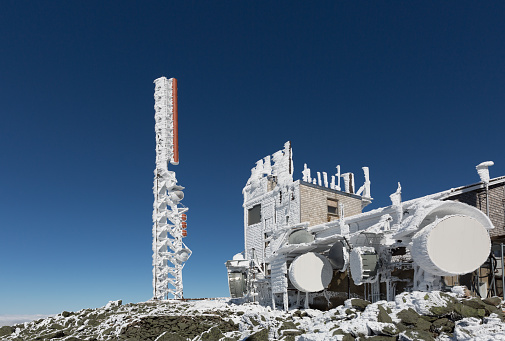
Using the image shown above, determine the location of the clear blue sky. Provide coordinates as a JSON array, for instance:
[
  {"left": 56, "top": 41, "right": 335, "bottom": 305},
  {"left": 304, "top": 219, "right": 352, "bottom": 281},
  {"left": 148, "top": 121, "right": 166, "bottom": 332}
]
[{"left": 1, "top": 1, "right": 504, "bottom": 315}]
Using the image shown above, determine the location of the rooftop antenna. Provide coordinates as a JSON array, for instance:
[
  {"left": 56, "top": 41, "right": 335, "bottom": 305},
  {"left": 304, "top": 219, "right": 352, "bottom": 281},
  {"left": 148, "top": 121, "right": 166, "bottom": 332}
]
[{"left": 152, "top": 77, "right": 191, "bottom": 300}]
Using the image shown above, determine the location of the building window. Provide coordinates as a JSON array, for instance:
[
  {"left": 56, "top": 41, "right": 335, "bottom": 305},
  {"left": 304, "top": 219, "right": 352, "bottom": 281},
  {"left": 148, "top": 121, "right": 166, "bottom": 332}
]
[
  {"left": 248, "top": 204, "right": 261, "bottom": 225},
  {"left": 327, "top": 198, "right": 339, "bottom": 222}
]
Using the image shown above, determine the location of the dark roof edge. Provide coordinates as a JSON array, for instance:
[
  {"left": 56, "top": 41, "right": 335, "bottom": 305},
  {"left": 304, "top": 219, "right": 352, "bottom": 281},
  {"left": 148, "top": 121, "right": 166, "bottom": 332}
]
[{"left": 439, "top": 175, "right": 505, "bottom": 199}]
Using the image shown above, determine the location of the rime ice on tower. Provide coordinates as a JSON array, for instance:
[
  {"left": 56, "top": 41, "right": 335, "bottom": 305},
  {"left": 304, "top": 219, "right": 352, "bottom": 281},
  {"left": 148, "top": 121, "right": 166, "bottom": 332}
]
[{"left": 152, "top": 77, "right": 191, "bottom": 300}]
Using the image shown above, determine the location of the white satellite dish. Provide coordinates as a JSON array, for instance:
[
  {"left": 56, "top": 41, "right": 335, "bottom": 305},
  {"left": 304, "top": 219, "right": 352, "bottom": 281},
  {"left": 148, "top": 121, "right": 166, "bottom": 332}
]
[
  {"left": 288, "top": 252, "right": 332, "bottom": 292},
  {"left": 411, "top": 215, "right": 490, "bottom": 276},
  {"left": 288, "top": 230, "right": 314, "bottom": 244},
  {"left": 169, "top": 191, "right": 184, "bottom": 204},
  {"left": 328, "top": 241, "right": 349, "bottom": 271},
  {"left": 175, "top": 248, "right": 192, "bottom": 264},
  {"left": 349, "top": 247, "right": 379, "bottom": 285}
]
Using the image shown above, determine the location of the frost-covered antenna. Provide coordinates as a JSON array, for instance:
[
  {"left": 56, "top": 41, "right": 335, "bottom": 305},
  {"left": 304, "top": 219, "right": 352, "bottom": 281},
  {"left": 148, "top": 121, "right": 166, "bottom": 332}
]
[{"left": 152, "top": 77, "right": 191, "bottom": 300}]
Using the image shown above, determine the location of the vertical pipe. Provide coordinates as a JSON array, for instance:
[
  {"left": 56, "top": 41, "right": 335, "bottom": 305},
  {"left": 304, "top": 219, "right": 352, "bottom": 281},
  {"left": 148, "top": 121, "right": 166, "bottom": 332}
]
[
  {"left": 386, "top": 279, "right": 390, "bottom": 301},
  {"left": 486, "top": 183, "right": 490, "bottom": 217},
  {"left": 347, "top": 272, "right": 350, "bottom": 299},
  {"left": 502, "top": 243, "right": 504, "bottom": 298},
  {"left": 491, "top": 252, "right": 497, "bottom": 297},
  {"left": 172, "top": 78, "right": 179, "bottom": 165}
]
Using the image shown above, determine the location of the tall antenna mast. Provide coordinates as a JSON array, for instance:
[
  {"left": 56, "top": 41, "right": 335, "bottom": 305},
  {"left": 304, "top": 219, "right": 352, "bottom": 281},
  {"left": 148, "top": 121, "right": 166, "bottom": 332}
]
[{"left": 152, "top": 77, "right": 191, "bottom": 300}]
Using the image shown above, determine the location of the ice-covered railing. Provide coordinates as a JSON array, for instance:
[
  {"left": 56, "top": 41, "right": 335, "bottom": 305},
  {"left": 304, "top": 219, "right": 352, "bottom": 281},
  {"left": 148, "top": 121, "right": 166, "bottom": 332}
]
[{"left": 302, "top": 163, "right": 371, "bottom": 199}]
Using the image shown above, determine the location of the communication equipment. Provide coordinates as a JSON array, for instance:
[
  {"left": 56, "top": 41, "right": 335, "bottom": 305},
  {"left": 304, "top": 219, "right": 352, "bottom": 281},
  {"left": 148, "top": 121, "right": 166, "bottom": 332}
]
[
  {"left": 152, "top": 77, "right": 191, "bottom": 300},
  {"left": 350, "top": 247, "right": 379, "bottom": 285},
  {"left": 288, "top": 230, "right": 314, "bottom": 244},
  {"left": 411, "top": 215, "right": 490, "bottom": 276},
  {"left": 288, "top": 252, "right": 333, "bottom": 292},
  {"left": 328, "top": 240, "right": 349, "bottom": 271},
  {"left": 226, "top": 143, "right": 495, "bottom": 309},
  {"left": 228, "top": 272, "right": 247, "bottom": 298}
]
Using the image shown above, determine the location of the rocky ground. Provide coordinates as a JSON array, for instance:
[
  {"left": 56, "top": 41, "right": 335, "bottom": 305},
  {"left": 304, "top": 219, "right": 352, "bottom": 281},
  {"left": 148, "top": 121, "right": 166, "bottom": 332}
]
[{"left": 1, "top": 290, "right": 504, "bottom": 340}]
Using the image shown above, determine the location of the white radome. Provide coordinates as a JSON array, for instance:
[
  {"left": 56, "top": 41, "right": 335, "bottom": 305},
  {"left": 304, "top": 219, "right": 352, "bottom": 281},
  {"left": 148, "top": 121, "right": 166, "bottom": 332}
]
[
  {"left": 411, "top": 215, "right": 491, "bottom": 276},
  {"left": 288, "top": 252, "right": 333, "bottom": 292}
]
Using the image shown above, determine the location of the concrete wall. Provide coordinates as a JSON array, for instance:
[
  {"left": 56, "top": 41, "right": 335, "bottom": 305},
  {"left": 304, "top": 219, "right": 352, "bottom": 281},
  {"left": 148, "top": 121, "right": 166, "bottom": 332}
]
[{"left": 299, "top": 182, "right": 364, "bottom": 227}]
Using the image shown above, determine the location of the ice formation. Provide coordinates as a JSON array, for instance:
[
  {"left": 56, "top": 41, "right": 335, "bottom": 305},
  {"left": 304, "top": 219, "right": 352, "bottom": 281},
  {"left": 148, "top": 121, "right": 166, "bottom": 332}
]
[
  {"left": 476, "top": 161, "right": 494, "bottom": 184},
  {"left": 152, "top": 77, "right": 191, "bottom": 300},
  {"left": 226, "top": 142, "right": 494, "bottom": 311}
]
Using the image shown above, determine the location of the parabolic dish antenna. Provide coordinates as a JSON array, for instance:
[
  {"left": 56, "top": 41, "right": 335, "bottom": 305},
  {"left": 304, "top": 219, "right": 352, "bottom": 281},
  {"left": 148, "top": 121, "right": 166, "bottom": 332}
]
[
  {"left": 288, "top": 252, "right": 332, "bottom": 292},
  {"left": 228, "top": 272, "right": 246, "bottom": 298},
  {"left": 349, "top": 247, "right": 379, "bottom": 285},
  {"left": 411, "top": 215, "right": 491, "bottom": 276},
  {"left": 288, "top": 230, "right": 314, "bottom": 244},
  {"left": 328, "top": 241, "right": 349, "bottom": 271},
  {"left": 175, "top": 248, "right": 192, "bottom": 264}
]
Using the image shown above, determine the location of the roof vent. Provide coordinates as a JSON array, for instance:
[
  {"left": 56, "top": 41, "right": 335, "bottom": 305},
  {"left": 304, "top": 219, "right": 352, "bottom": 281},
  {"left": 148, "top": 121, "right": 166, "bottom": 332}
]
[{"left": 476, "top": 161, "right": 494, "bottom": 184}]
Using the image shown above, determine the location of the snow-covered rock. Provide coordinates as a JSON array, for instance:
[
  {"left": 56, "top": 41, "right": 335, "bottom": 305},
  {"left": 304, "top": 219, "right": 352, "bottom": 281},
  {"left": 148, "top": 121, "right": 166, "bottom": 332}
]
[{"left": 0, "top": 291, "right": 504, "bottom": 340}]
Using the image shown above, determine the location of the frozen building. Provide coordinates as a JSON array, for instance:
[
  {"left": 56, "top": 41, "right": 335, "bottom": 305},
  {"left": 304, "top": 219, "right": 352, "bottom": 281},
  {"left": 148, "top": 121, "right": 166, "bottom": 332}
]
[
  {"left": 239, "top": 142, "right": 371, "bottom": 267},
  {"left": 431, "top": 163, "right": 505, "bottom": 298},
  {"left": 226, "top": 143, "right": 500, "bottom": 310}
]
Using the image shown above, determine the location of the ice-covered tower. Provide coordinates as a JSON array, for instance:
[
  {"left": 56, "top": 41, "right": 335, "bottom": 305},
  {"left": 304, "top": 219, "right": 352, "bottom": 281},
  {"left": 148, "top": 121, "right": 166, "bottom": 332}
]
[{"left": 152, "top": 77, "right": 191, "bottom": 300}]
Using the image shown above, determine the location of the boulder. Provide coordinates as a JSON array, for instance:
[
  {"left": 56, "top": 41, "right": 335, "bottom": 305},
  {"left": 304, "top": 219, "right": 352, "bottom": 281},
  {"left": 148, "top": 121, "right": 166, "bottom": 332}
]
[
  {"left": 381, "top": 324, "right": 400, "bottom": 336},
  {"left": 397, "top": 308, "right": 421, "bottom": 325},
  {"left": 0, "top": 326, "right": 14, "bottom": 337},
  {"left": 201, "top": 326, "right": 224, "bottom": 341},
  {"left": 377, "top": 305, "right": 393, "bottom": 324},
  {"left": 349, "top": 298, "right": 371, "bottom": 311},
  {"left": 428, "top": 293, "right": 458, "bottom": 317},
  {"left": 280, "top": 321, "right": 297, "bottom": 331},
  {"left": 431, "top": 318, "right": 454, "bottom": 333},
  {"left": 51, "top": 330, "right": 66, "bottom": 338},
  {"left": 245, "top": 328, "right": 269, "bottom": 341},
  {"left": 461, "top": 297, "right": 487, "bottom": 310},
  {"left": 416, "top": 318, "right": 432, "bottom": 331},
  {"left": 483, "top": 296, "right": 502, "bottom": 307},
  {"left": 397, "top": 308, "right": 431, "bottom": 331},
  {"left": 332, "top": 328, "right": 346, "bottom": 336},
  {"left": 453, "top": 302, "right": 486, "bottom": 319}
]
